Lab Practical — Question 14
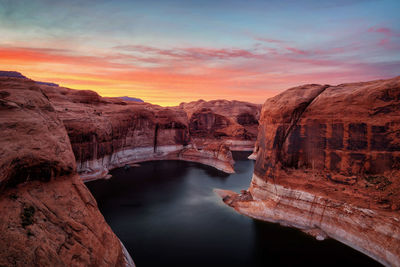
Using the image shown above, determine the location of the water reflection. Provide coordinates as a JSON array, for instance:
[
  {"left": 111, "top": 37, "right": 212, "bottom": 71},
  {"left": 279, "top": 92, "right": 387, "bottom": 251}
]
[{"left": 86, "top": 152, "right": 380, "bottom": 267}]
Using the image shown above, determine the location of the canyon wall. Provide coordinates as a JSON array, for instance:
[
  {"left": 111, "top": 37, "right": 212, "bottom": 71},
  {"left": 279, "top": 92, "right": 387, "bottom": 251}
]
[
  {"left": 0, "top": 77, "right": 132, "bottom": 266},
  {"left": 40, "top": 86, "right": 260, "bottom": 181},
  {"left": 180, "top": 99, "right": 261, "bottom": 151},
  {"left": 219, "top": 77, "right": 400, "bottom": 266},
  {"left": 0, "top": 71, "right": 260, "bottom": 264}
]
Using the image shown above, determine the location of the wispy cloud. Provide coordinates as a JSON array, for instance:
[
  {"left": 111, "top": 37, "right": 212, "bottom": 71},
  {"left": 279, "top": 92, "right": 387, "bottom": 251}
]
[
  {"left": 254, "top": 37, "right": 286, "bottom": 44},
  {"left": 368, "top": 26, "right": 400, "bottom": 46},
  {"left": 368, "top": 26, "right": 395, "bottom": 35},
  {"left": 0, "top": 46, "right": 130, "bottom": 69},
  {"left": 1, "top": 36, "right": 398, "bottom": 106},
  {"left": 1, "top": 0, "right": 399, "bottom": 107},
  {"left": 114, "top": 45, "right": 260, "bottom": 61},
  {"left": 285, "top": 47, "right": 308, "bottom": 55}
]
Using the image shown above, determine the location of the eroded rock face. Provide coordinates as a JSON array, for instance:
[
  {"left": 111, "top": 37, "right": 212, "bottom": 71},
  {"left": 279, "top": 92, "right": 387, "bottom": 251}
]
[
  {"left": 0, "top": 77, "right": 128, "bottom": 266},
  {"left": 254, "top": 79, "right": 400, "bottom": 181},
  {"left": 219, "top": 77, "right": 400, "bottom": 266},
  {"left": 179, "top": 99, "right": 261, "bottom": 151},
  {"left": 0, "top": 80, "right": 75, "bottom": 189},
  {"left": 39, "top": 84, "right": 239, "bottom": 179}
]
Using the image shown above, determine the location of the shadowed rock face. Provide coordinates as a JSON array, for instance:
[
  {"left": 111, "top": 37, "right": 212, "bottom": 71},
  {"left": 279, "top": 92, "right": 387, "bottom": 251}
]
[
  {"left": 254, "top": 78, "right": 400, "bottom": 181},
  {"left": 236, "top": 112, "right": 258, "bottom": 126},
  {"left": 180, "top": 99, "right": 261, "bottom": 150},
  {"left": 56, "top": 101, "right": 190, "bottom": 164},
  {"left": 0, "top": 77, "right": 128, "bottom": 266},
  {"left": 219, "top": 77, "right": 400, "bottom": 267},
  {"left": 188, "top": 108, "right": 231, "bottom": 137}
]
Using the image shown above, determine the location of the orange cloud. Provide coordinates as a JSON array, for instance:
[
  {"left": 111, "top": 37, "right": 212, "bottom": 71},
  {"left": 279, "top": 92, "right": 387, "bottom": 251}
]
[{"left": 1, "top": 42, "right": 398, "bottom": 106}]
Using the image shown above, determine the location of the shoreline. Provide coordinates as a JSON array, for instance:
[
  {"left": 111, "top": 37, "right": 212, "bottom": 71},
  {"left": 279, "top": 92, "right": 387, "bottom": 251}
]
[
  {"left": 217, "top": 174, "right": 400, "bottom": 267},
  {"left": 120, "top": 240, "right": 135, "bottom": 267},
  {"left": 79, "top": 144, "right": 238, "bottom": 182}
]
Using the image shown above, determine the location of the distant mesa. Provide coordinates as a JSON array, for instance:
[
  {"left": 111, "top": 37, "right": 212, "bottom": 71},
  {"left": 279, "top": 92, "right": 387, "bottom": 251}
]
[
  {"left": 0, "top": 70, "right": 59, "bottom": 87},
  {"left": 35, "top": 81, "right": 59, "bottom": 87},
  {"left": 0, "top": 71, "right": 27, "bottom": 78},
  {"left": 117, "top": 96, "right": 144, "bottom": 102}
]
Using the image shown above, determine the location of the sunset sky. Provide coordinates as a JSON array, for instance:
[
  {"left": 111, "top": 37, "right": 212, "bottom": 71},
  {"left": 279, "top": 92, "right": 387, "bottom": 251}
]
[{"left": 0, "top": 0, "right": 399, "bottom": 106}]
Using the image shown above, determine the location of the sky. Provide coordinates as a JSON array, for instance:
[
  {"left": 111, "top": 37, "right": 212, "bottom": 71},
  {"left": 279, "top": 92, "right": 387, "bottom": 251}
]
[{"left": 0, "top": 0, "right": 399, "bottom": 106}]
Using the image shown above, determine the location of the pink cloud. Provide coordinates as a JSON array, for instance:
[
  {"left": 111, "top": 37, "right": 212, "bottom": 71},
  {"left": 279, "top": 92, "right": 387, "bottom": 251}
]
[
  {"left": 368, "top": 27, "right": 393, "bottom": 35},
  {"left": 378, "top": 38, "right": 390, "bottom": 46},
  {"left": 2, "top": 37, "right": 399, "bottom": 106},
  {"left": 254, "top": 37, "right": 286, "bottom": 44},
  {"left": 367, "top": 26, "right": 400, "bottom": 46},
  {"left": 285, "top": 47, "right": 307, "bottom": 55},
  {"left": 182, "top": 47, "right": 257, "bottom": 60},
  {"left": 114, "top": 45, "right": 260, "bottom": 61}
]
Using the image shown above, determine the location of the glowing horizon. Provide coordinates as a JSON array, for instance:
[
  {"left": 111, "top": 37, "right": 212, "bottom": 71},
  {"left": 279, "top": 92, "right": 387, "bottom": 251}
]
[{"left": 0, "top": 0, "right": 399, "bottom": 106}]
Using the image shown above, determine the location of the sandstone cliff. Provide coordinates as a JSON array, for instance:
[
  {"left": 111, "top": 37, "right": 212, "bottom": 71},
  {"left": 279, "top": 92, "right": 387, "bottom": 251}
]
[
  {"left": 0, "top": 71, "right": 260, "bottom": 182},
  {"left": 0, "top": 77, "right": 132, "bottom": 266},
  {"left": 218, "top": 77, "right": 400, "bottom": 266},
  {"left": 179, "top": 99, "right": 261, "bottom": 151},
  {"left": 0, "top": 72, "right": 260, "bottom": 264},
  {"left": 40, "top": 85, "right": 243, "bottom": 180}
]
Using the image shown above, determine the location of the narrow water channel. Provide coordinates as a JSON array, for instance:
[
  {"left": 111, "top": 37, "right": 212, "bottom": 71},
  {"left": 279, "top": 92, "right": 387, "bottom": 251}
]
[{"left": 86, "top": 152, "right": 380, "bottom": 267}]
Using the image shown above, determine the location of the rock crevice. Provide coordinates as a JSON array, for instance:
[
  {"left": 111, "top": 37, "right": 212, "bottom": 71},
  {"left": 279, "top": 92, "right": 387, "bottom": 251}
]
[{"left": 274, "top": 84, "right": 329, "bottom": 163}]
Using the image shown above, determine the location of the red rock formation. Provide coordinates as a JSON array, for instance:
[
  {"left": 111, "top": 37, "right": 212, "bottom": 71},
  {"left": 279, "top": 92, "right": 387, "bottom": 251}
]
[
  {"left": 0, "top": 77, "right": 132, "bottom": 266},
  {"left": 179, "top": 99, "right": 261, "bottom": 151},
  {"left": 39, "top": 85, "right": 236, "bottom": 179},
  {"left": 33, "top": 85, "right": 260, "bottom": 180},
  {"left": 218, "top": 77, "right": 400, "bottom": 266},
  {"left": 40, "top": 85, "right": 262, "bottom": 179}
]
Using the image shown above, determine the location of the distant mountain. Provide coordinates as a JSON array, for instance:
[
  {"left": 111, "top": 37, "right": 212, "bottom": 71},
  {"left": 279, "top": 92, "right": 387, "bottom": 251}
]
[
  {"left": 0, "top": 71, "right": 27, "bottom": 78},
  {"left": 35, "top": 81, "right": 59, "bottom": 87},
  {"left": 0, "top": 71, "right": 59, "bottom": 87},
  {"left": 117, "top": 96, "right": 144, "bottom": 102}
]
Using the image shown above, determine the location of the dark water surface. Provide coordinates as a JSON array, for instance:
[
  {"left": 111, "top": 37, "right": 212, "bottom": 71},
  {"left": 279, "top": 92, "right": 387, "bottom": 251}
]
[{"left": 86, "top": 152, "right": 380, "bottom": 267}]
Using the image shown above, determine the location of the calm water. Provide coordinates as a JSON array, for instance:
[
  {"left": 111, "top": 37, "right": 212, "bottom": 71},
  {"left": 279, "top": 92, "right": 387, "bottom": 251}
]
[{"left": 86, "top": 152, "right": 380, "bottom": 267}]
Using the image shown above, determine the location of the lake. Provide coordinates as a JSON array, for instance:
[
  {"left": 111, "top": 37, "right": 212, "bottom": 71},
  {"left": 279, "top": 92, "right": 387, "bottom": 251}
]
[{"left": 86, "top": 152, "right": 380, "bottom": 267}]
